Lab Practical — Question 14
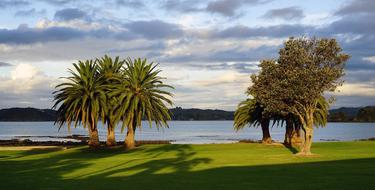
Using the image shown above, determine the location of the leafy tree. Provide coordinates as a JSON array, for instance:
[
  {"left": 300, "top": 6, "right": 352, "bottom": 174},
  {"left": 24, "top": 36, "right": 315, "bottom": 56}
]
[
  {"left": 97, "top": 55, "right": 125, "bottom": 146},
  {"left": 250, "top": 37, "right": 349, "bottom": 155},
  {"left": 112, "top": 58, "right": 174, "bottom": 149},
  {"left": 53, "top": 60, "right": 107, "bottom": 148},
  {"left": 234, "top": 98, "right": 272, "bottom": 144}
]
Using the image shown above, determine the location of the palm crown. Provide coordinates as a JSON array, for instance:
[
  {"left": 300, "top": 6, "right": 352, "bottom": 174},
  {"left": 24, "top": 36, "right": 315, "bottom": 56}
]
[
  {"left": 53, "top": 60, "right": 107, "bottom": 147},
  {"left": 96, "top": 55, "right": 125, "bottom": 146},
  {"left": 111, "top": 58, "right": 174, "bottom": 148}
]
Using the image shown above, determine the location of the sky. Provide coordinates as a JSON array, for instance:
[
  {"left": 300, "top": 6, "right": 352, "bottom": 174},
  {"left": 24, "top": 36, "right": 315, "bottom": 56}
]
[{"left": 0, "top": 0, "right": 374, "bottom": 110}]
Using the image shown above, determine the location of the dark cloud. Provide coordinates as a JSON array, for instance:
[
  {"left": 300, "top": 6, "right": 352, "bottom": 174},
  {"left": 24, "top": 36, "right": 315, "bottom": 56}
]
[
  {"left": 185, "top": 62, "right": 259, "bottom": 73},
  {"left": 162, "top": 45, "right": 278, "bottom": 64},
  {"left": 262, "top": 6, "right": 304, "bottom": 20},
  {"left": 342, "top": 35, "right": 375, "bottom": 60},
  {"left": 14, "top": 8, "right": 46, "bottom": 17},
  {"left": 320, "top": 15, "right": 375, "bottom": 74},
  {"left": 206, "top": 46, "right": 277, "bottom": 62},
  {"left": 0, "top": 25, "right": 85, "bottom": 44},
  {"left": 38, "top": 0, "right": 75, "bottom": 6},
  {"left": 206, "top": 18, "right": 375, "bottom": 80},
  {"left": 344, "top": 70, "right": 375, "bottom": 83},
  {"left": 322, "top": 14, "right": 375, "bottom": 36},
  {"left": 0, "top": 0, "right": 29, "bottom": 8},
  {"left": 206, "top": 0, "right": 242, "bottom": 16},
  {"left": 335, "top": 0, "right": 375, "bottom": 15},
  {"left": 125, "top": 20, "right": 183, "bottom": 39},
  {"left": 0, "top": 62, "right": 12, "bottom": 67},
  {"left": 206, "top": 0, "right": 270, "bottom": 16},
  {"left": 339, "top": 37, "right": 375, "bottom": 72},
  {"left": 162, "top": 0, "right": 201, "bottom": 12},
  {"left": 106, "top": 42, "right": 166, "bottom": 53},
  {"left": 213, "top": 24, "right": 314, "bottom": 38},
  {"left": 116, "top": 0, "right": 144, "bottom": 8},
  {"left": 54, "top": 8, "right": 87, "bottom": 21},
  {"left": 160, "top": 0, "right": 271, "bottom": 16},
  {"left": 0, "top": 20, "right": 182, "bottom": 44}
]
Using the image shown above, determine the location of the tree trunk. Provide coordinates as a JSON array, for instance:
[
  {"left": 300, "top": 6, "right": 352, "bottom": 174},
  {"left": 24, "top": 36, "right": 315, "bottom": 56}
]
[
  {"left": 291, "top": 129, "right": 302, "bottom": 147},
  {"left": 106, "top": 122, "right": 116, "bottom": 147},
  {"left": 261, "top": 119, "right": 272, "bottom": 144},
  {"left": 285, "top": 120, "right": 302, "bottom": 147},
  {"left": 298, "top": 111, "right": 314, "bottom": 155},
  {"left": 284, "top": 119, "right": 293, "bottom": 146},
  {"left": 88, "top": 126, "right": 100, "bottom": 148},
  {"left": 125, "top": 125, "right": 136, "bottom": 149}
]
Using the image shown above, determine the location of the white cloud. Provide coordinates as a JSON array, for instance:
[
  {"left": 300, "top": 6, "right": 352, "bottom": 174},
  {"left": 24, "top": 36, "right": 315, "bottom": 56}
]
[
  {"left": 335, "top": 83, "right": 375, "bottom": 97},
  {"left": 0, "top": 64, "right": 59, "bottom": 108},
  {"left": 11, "top": 63, "right": 41, "bottom": 80},
  {"left": 161, "top": 65, "right": 250, "bottom": 110},
  {"left": 362, "top": 56, "right": 375, "bottom": 63}
]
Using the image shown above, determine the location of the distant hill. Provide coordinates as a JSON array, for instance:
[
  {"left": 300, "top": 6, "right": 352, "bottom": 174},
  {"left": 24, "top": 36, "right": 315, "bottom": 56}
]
[
  {"left": 354, "top": 106, "right": 375, "bottom": 122},
  {"left": 328, "top": 106, "right": 375, "bottom": 122},
  {"left": 329, "top": 107, "right": 361, "bottom": 118},
  {"left": 0, "top": 106, "right": 374, "bottom": 122},
  {"left": 0, "top": 107, "right": 57, "bottom": 121},
  {"left": 0, "top": 107, "right": 234, "bottom": 121},
  {"left": 170, "top": 107, "right": 234, "bottom": 120}
]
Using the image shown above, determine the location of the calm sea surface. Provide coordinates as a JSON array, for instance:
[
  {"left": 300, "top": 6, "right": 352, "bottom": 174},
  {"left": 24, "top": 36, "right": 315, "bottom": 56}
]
[{"left": 0, "top": 121, "right": 374, "bottom": 144}]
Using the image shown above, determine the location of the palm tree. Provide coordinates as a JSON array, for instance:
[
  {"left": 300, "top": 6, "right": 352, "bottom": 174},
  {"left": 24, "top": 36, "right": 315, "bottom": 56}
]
[
  {"left": 313, "top": 95, "right": 329, "bottom": 127},
  {"left": 97, "top": 55, "right": 125, "bottom": 146},
  {"left": 53, "top": 60, "right": 107, "bottom": 148},
  {"left": 234, "top": 98, "right": 272, "bottom": 144},
  {"left": 112, "top": 58, "right": 173, "bottom": 149}
]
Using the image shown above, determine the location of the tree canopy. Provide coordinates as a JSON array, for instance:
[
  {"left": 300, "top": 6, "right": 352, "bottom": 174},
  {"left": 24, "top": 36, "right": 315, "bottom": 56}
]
[{"left": 249, "top": 37, "right": 349, "bottom": 155}]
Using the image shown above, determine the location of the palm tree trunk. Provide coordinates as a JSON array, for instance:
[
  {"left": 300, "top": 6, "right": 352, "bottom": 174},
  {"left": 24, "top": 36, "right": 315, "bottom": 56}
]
[
  {"left": 125, "top": 125, "right": 136, "bottom": 149},
  {"left": 261, "top": 119, "right": 272, "bottom": 144},
  {"left": 291, "top": 129, "right": 302, "bottom": 147},
  {"left": 284, "top": 119, "right": 302, "bottom": 147},
  {"left": 88, "top": 125, "right": 100, "bottom": 148},
  {"left": 106, "top": 122, "right": 116, "bottom": 147},
  {"left": 284, "top": 119, "right": 293, "bottom": 146}
]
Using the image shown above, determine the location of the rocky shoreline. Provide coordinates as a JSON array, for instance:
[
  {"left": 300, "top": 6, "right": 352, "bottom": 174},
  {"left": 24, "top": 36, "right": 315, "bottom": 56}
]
[
  {"left": 0, "top": 135, "right": 172, "bottom": 146},
  {"left": 0, "top": 140, "right": 172, "bottom": 146}
]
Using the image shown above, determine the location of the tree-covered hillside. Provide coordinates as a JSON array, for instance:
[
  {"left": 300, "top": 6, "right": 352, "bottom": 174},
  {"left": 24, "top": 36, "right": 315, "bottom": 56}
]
[
  {"left": 0, "top": 106, "right": 374, "bottom": 122},
  {"left": 0, "top": 108, "right": 56, "bottom": 121}
]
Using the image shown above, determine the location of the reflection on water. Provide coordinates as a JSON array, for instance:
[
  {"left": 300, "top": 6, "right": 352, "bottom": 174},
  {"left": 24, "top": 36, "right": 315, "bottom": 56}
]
[{"left": 0, "top": 121, "right": 374, "bottom": 144}]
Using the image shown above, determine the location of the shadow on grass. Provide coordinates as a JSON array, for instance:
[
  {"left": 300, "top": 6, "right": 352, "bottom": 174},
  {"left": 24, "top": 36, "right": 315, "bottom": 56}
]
[
  {"left": 283, "top": 144, "right": 299, "bottom": 154},
  {"left": 0, "top": 144, "right": 374, "bottom": 190}
]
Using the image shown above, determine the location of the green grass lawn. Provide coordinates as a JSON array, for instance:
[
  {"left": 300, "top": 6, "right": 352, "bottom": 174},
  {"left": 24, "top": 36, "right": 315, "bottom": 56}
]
[{"left": 0, "top": 141, "right": 375, "bottom": 190}]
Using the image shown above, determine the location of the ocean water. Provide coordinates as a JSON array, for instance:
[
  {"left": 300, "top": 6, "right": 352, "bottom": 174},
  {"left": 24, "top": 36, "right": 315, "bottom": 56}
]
[{"left": 0, "top": 121, "right": 374, "bottom": 144}]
